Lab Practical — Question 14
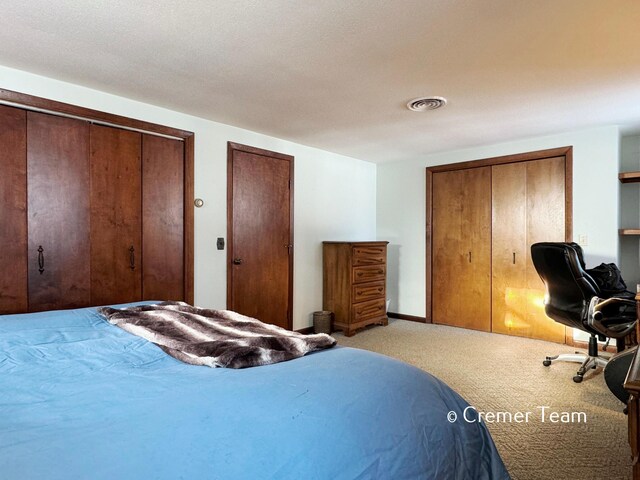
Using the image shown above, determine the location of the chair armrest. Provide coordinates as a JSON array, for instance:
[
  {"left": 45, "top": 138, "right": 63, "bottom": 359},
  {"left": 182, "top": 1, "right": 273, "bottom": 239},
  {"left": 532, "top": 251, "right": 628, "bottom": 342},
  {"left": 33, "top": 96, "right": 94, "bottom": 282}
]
[
  {"left": 593, "top": 297, "right": 637, "bottom": 313},
  {"left": 588, "top": 296, "right": 637, "bottom": 339}
]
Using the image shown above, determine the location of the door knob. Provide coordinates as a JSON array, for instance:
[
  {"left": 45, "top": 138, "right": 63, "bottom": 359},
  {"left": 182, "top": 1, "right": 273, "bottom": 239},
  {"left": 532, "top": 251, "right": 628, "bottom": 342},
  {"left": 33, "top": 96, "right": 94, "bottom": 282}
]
[{"left": 233, "top": 258, "right": 243, "bottom": 265}]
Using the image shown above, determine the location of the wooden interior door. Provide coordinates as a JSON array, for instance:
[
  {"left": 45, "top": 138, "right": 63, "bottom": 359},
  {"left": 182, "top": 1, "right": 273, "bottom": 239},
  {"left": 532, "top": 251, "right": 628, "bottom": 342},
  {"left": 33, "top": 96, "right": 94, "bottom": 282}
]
[
  {"left": 228, "top": 143, "right": 293, "bottom": 329},
  {"left": 27, "top": 112, "right": 91, "bottom": 311},
  {"left": 142, "top": 134, "right": 185, "bottom": 301},
  {"left": 0, "top": 105, "right": 27, "bottom": 314},
  {"left": 432, "top": 167, "right": 492, "bottom": 331},
  {"left": 491, "top": 157, "right": 566, "bottom": 342},
  {"left": 90, "top": 124, "right": 142, "bottom": 305}
]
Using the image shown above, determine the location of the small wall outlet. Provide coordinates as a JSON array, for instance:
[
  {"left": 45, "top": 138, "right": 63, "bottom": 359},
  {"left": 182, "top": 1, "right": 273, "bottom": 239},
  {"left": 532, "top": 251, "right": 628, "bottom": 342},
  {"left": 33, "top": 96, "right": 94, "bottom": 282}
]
[
  {"left": 578, "top": 234, "right": 588, "bottom": 246},
  {"left": 216, "top": 238, "right": 225, "bottom": 250}
]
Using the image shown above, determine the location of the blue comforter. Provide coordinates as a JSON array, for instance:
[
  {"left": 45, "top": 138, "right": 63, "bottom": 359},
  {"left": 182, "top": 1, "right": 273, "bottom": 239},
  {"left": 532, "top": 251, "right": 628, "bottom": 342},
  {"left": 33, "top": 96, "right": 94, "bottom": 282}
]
[{"left": 0, "top": 304, "right": 509, "bottom": 479}]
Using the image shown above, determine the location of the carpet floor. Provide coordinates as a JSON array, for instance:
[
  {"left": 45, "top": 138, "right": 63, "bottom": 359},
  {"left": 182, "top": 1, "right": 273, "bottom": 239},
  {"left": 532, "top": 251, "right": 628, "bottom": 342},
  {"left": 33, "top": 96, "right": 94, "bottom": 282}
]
[{"left": 334, "top": 320, "right": 631, "bottom": 480}]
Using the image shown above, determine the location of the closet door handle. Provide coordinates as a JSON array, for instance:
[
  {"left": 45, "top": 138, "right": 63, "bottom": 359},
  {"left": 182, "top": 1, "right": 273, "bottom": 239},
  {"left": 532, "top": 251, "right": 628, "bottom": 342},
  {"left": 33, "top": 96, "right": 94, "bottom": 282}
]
[
  {"left": 468, "top": 251, "right": 472, "bottom": 263},
  {"left": 513, "top": 252, "right": 516, "bottom": 264},
  {"left": 129, "top": 246, "right": 135, "bottom": 271},
  {"left": 37, "top": 246, "right": 45, "bottom": 274}
]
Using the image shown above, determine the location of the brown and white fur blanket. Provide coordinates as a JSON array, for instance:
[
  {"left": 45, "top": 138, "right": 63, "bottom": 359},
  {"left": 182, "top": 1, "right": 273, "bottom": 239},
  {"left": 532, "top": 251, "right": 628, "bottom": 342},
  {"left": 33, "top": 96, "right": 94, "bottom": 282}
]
[{"left": 98, "top": 301, "right": 336, "bottom": 369}]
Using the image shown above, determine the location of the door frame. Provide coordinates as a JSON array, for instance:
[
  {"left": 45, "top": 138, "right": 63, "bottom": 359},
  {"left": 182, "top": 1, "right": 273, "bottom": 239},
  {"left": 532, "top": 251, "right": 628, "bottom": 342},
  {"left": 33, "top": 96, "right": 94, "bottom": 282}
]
[
  {"left": 226, "top": 142, "right": 294, "bottom": 329},
  {"left": 426, "top": 146, "right": 573, "bottom": 340}
]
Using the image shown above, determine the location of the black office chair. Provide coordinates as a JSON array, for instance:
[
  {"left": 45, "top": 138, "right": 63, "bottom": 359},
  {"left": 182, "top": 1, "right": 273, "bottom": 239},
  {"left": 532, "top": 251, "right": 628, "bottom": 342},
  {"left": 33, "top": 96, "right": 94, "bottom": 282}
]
[{"left": 530, "top": 242, "right": 637, "bottom": 383}]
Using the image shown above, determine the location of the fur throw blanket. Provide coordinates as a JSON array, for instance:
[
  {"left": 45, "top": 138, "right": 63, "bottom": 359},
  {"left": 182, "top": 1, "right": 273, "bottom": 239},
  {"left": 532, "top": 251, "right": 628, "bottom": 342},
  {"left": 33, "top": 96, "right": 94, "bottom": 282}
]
[{"left": 98, "top": 301, "right": 336, "bottom": 369}]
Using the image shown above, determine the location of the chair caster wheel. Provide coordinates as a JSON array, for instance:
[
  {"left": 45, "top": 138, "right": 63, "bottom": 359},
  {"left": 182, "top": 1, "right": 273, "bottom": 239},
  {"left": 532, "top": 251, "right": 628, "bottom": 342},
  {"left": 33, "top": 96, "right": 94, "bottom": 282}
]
[
  {"left": 543, "top": 359, "right": 551, "bottom": 367},
  {"left": 573, "top": 375, "right": 583, "bottom": 383}
]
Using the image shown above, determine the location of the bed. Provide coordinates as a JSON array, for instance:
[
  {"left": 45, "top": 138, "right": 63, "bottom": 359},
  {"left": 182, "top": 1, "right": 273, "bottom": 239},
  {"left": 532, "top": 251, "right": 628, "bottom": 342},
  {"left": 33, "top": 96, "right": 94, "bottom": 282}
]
[{"left": 0, "top": 303, "right": 509, "bottom": 479}]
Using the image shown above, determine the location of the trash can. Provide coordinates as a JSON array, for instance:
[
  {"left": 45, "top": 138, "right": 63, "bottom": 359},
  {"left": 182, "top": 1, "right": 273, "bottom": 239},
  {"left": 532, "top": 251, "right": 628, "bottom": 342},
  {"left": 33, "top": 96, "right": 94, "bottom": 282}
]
[{"left": 313, "top": 311, "right": 333, "bottom": 334}]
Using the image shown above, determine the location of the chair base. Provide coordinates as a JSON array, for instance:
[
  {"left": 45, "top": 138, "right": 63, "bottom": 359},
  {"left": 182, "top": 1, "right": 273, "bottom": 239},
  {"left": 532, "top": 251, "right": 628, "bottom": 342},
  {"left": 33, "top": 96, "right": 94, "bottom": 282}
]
[{"left": 542, "top": 335, "right": 609, "bottom": 383}]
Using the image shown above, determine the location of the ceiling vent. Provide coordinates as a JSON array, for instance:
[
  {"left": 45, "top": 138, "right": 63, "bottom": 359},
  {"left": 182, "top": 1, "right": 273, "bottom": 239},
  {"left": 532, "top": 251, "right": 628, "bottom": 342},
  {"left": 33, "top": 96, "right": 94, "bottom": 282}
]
[{"left": 406, "top": 96, "right": 447, "bottom": 112}]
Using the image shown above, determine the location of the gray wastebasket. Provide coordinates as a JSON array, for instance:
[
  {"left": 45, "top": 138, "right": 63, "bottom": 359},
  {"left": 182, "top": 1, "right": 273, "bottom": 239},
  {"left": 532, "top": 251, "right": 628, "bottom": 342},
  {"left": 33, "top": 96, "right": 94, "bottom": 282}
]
[{"left": 313, "top": 311, "right": 333, "bottom": 334}]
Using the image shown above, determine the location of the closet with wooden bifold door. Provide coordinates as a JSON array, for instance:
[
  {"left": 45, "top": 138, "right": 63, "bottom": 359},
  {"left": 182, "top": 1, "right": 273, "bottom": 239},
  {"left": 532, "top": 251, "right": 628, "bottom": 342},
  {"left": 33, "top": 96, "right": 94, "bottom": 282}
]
[
  {"left": 0, "top": 100, "right": 190, "bottom": 315},
  {"left": 429, "top": 149, "right": 570, "bottom": 343}
]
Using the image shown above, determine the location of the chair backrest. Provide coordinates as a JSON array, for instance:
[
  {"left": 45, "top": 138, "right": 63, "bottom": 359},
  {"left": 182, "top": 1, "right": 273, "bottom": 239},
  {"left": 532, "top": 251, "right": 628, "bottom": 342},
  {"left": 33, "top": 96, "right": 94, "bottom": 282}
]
[{"left": 530, "top": 242, "right": 600, "bottom": 331}]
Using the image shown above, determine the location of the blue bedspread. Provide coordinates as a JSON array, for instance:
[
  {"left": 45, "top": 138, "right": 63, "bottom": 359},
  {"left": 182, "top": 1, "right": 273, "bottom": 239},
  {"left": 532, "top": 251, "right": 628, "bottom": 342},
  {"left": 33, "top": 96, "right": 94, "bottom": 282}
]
[{"left": 0, "top": 304, "right": 509, "bottom": 480}]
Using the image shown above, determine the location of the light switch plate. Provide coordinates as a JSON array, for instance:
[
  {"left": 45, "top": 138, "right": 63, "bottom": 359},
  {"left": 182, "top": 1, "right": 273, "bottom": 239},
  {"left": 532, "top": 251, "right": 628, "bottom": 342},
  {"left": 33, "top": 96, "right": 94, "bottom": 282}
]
[{"left": 578, "top": 234, "right": 588, "bottom": 246}]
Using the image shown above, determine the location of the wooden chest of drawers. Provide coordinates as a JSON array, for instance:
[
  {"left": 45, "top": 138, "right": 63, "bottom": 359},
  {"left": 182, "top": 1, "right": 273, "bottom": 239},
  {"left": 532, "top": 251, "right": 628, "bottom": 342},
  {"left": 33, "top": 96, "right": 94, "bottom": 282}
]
[{"left": 322, "top": 241, "right": 389, "bottom": 337}]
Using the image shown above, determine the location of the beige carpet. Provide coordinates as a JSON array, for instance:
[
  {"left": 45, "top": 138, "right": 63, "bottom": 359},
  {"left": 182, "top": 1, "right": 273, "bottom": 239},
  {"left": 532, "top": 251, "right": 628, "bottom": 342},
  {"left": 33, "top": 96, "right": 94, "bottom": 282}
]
[{"left": 335, "top": 320, "right": 631, "bottom": 480}]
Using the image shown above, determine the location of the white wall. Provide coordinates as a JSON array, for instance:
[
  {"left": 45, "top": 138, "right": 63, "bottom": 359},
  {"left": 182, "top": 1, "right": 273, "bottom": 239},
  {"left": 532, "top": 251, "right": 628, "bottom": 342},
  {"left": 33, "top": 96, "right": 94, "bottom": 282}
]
[
  {"left": 0, "top": 65, "right": 377, "bottom": 330},
  {"left": 377, "top": 127, "right": 621, "bottom": 320}
]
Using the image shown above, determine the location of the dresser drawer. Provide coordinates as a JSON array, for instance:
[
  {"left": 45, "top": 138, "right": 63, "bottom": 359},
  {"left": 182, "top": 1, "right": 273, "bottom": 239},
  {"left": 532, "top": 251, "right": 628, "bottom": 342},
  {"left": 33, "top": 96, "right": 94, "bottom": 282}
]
[
  {"left": 352, "top": 298, "right": 386, "bottom": 321},
  {"left": 353, "top": 281, "right": 385, "bottom": 303},
  {"left": 352, "top": 245, "right": 386, "bottom": 266},
  {"left": 352, "top": 265, "right": 386, "bottom": 284}
]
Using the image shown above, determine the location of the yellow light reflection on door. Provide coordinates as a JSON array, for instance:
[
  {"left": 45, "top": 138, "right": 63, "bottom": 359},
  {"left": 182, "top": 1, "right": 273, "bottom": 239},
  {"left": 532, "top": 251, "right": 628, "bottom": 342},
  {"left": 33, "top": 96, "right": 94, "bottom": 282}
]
[{"left": 503, "top": 287, "right": 546, "bottom": 331}]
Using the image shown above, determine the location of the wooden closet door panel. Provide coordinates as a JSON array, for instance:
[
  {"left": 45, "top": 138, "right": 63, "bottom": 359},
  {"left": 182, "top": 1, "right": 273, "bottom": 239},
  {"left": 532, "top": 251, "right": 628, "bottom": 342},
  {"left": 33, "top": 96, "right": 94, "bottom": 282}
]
[
  {"left": 90, "top": 125, "right": 142, "bottom": 305},
  {"left": 525, "top": 157, "right": 566, "bottom": 343},
  {"left": 27, "top": 112, "right": 91, "bottom": 311},
  {"left": 463, "top": 167, "right": 492, "bottom": 331},
  {"left": 0, "top": 106, "right": 27, "bottom": 314},
  {"left": 432, "top": 167, "right": 491, "bottom": 331},
  {"left": 432, "top": 170, "right": 463, "bottom": 325},
  {"left": 142, "top": 134, "right": 184, "bottom": 301},
  {"left": 491, "top": 163, "right": 528, "bottom": 336}
]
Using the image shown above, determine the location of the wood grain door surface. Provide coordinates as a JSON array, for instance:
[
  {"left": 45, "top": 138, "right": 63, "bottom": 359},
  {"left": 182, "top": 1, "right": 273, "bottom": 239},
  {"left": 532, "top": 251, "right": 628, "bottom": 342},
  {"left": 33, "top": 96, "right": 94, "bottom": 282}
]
[
  {"left": 431, "top": 155, "right": 567, "bottom": 342},
  {"left": 90, "top": 124, "right": 142, "bottom": 305},
  {"left": 524, "top": 157, "right": 566, "bottom": 342},
  {"left": 27, "top": 112, "right": 91, "bottom": 312},
  {"left": 228, "top": 145, "right": 293, "bottom": 329},
  {"left": 491, "top": 162, "right": 527, "bottom": 337},
  {"left": 0, "top": 105, "right": 27, "bottom": 314},
  {"left": 0, "top": 90, "right": 194, "bottom": 315},
  {"left": 432, "top": 167, "right": 492, "bottom": 331},
  {"left": 491, "top": 158, "right": 566, "bottom": 342},
  {"left": 142, "top": 134, "right": 185, "bottom": 301}
]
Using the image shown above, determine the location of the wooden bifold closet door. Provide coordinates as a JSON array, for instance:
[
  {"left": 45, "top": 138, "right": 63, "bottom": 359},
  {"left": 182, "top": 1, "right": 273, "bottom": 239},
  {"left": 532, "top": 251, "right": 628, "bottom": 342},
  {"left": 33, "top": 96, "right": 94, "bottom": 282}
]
[
  {"left": 90, "top": 124, "right": 143, "bottom": 305},
  {"left": 90, "top": 126, "right": 185, "bottom": 305},
  {"left": 430, "top": 154, "right": 568, "bottom": 342},
  {"left": 491, "top": 158, "right": 566, "bottom": 342},
  {"left": 28, "top": 112, "right": 91, "bottom": 312},
  {"left": 0, "top": 100, "right": 190, "bottom": 315},
  {"left": 142, "top": 134, "right": 185, "bottom": 301},
  {"left": 432, "top": 167, "right": 492, "bottom": 331},
  {"left": 0, "top": 105, "right": 27, "bottom": 314}
]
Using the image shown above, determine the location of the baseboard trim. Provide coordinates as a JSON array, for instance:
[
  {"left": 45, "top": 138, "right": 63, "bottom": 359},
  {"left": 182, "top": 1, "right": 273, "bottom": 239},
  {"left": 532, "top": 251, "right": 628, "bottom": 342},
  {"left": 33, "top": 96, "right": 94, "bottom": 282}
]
[
  {"left": 296, "top": 326, "right": 314, "bottom": 334},
  {"left": 387, "top": 312, "right": 428, "bottom": 323}
]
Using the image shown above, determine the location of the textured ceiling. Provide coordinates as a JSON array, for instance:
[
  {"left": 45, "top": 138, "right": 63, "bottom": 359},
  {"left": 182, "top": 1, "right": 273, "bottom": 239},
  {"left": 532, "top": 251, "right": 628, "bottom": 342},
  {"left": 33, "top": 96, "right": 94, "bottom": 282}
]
[{"left": 1, "top": 0, "right": 639, "bottom": 163}]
